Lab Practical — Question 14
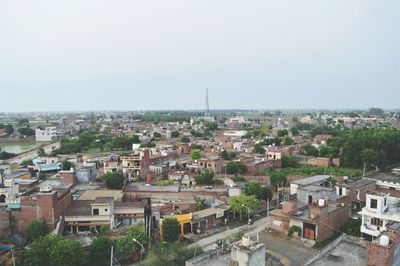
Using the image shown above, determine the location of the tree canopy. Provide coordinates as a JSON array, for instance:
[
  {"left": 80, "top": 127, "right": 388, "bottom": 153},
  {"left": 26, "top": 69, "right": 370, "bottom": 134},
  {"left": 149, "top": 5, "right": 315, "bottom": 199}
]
[
  {"left": 162, "top": 218, "right": 180, "bottom": 243},
  {"left": 194, "top": 170, "right": 221, "bottom": 185},
  {"left": 191, "top": 150, "right": 201, "bottom": 161},
  {"left": 88, "top": 235, "right": 113, "bottom": 266},
  {"left": 226, "top": 161, "right": 247, "bottom": 175},
  {"left": 101, "top": 172, "right": 124, "bottom": 189},
  {"left": 228, "top": 195, "right": 260, "bottom": 220},
  {"left": 301, "top": 143, "right": 319, "bottom": 157},
  {"left": 116, "top": 225, "right": 149, "bottom": 259},
  {"left": 18, "top": 234, "right": 83, "bottom": 266},
  {"left": 23, "top": 220, "right": 48, "bottom": 243},
  {"left": 18, "top": 127, "right": 35, "bottom": 136},
  {"left": 138, "top": 243, "right": 203, "bottom": 266},
  {"left": 61, "top": 159, "right": 74, "bottom": 171},
  {"left": 269, "top": 171, "right": 288, "bottom": 187},
  {"left": 328, "top": 128, "right": 400, "bottom": 168},
  {"left": 50, "top": 239, "right": 85, "bottom": 266}
]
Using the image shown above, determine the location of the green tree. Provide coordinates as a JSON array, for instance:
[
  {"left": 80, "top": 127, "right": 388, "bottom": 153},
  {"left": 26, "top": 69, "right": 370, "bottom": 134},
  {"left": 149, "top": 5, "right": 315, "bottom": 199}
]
[
  {"left": 88, "top": 235, "right": 113, "bottom": 266},
  {"left": 277, "top": 129, "right": 289, "bottom": 137},
  {"left": 191, "top": 150, "right": 201, "bottom": 161},
  {"left": 171, "top": 131, "right": 180, "bottom": 138},
  {"left": 18, "top": 118, "right": 29, "bottom": 125},
  {"left": 20, "top": 234, "right": 63, "bottom": 266},
  {"left": 78, "top": 131, "right": 96, "bottom": 147},
  {"left": 20, "top": 159, "right": 33, "bottom": 167},
  {"left": 263, "top": 137, "right": 282, "bottom": 146},
  {"left": 282, "top": 156, "right": 297, "bottom": 168},
  {"left": 290, "top": 127, "right": 299, "bottom": 136},
  {"left": 38, "top": 147, "right": 46, "bottom": 157},
  {"left": 368, "top": 107, "right": 384, "bottom": 117},
  {"left": 243, "top": 182, "right": 263, "bottom": 200},
  {"left": 153, "top": 132, "right": 162, "bottom": 139},
  {"left": 18, "top": 127, "right": 35, "bottom": 136},
  {"left": 220, "top": 150, "right": 237, "bottom": 160},
  {"left": 226, "top": 161, "right": 247, "bottom": 175},
  {"left": 324, "top": 176, "right": 337, "bottom": 188},
  {"left": 228, "top": 195, "right": 260, "bottom": 221},
  {"left": 195, "top": 170, "right": 215, "bottom": 185},
  {"left": 253, "top": 143, "right": 265, "bottom": 154},
  {"left": 180, "top": 136, "right": 190, "bottom": 143},
  {"left": 301, "top": 143, "right": 319, "bottom": 157},
  {"left": 269, "top": 171, "right": 287, "bottom": 188},
  {"left": 116, "top": 225, "right": 149, "bottom": 259},
  {"left": 61, "top": 159, "right": 74, "bottom": 170},
  {"left": 319, "top": 145, "right": 338, "bottom": 158},
  {"left": 162, "top": 218, "right": 180, "bottom": 243},
  {"left": 4, "top": 124, "right": 14, "bottom": 135},
  {"left": 23, "top": 220, "right": 48, "bottom": 242},
  {"left": 360, "top": 148, "right": 379, "bottom": 168},
  {"left": 328, "top": 128, "right": 400, "bottom": 168},
  {"left": 233, "top": 175, "right": 246, "bottom": 182},
  {"left": 140, "top": 141, "right": 156, "bottom": 148},
  {"left": 282, "top": 136, "right": 293, "bottom": 145},
  {"left": 139, "top": 243, "right": 203, "bottom": 266},
  {"left": 50, "top": 239, "right": 85, "bottom": 266},
  {"left": 261, "top": 185, "right": 273, "bottom": 201},
  {"left": 101, "top": 172, "right": 124, "bottom": 189}
]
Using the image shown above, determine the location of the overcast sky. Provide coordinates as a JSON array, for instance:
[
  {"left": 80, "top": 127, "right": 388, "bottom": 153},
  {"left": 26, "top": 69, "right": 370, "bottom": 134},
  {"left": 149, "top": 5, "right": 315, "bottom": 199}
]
[{"left": 1, "top": 1, "right": 399, "bottom": 112}]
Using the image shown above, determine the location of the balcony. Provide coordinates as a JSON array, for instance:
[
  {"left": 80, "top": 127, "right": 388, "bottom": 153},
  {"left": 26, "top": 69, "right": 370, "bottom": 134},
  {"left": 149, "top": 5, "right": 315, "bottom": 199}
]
[{"left": 360, "top": 224, "right": 380, "bottom": 237}]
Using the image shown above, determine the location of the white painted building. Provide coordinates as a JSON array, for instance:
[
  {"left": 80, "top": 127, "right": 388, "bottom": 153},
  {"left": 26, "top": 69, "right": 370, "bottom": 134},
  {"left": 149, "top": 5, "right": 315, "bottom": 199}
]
[
  {"left": 360, "top": 192, "right": 400, "bottom": 238},
  {"left": 223, "top": 130, "right": 247, "bottom": 137},
  {"left": 35, "top": 127, "right": 59, "bottom": 142}
]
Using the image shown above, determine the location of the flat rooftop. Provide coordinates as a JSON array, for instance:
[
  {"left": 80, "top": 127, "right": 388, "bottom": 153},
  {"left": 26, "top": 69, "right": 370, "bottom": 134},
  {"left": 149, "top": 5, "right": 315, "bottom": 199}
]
[
  {"left": 77, "top": 189, "right": 123, "bottom": 201},
  {"left": 291, "top": 175, "right": 331, "bottom": 186},
  {"left": 125, "top": 183, "right": 180, "bottom": 192},
  {"left": 349, "top": 178, "right": 375, "bottom": 188},
  {"left": 367, "top": 173, "right": 400, "bottom": 183},
  {"left": 308, "top": 239, "right": 366, "bottom": 266},
  {"left": 300, "top": 185, "right": 335, "bottom": 192}
]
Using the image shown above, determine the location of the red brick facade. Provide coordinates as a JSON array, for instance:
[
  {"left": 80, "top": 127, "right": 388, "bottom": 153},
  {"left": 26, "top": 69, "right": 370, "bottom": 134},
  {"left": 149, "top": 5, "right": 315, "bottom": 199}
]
[{"left": 0, "top": 189, "right": 72, "bottom": 236}]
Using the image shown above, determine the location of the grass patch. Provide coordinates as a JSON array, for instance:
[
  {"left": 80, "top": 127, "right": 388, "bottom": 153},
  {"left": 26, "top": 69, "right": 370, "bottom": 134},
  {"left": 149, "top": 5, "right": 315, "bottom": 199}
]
[
  {"left": 340, "top": 219, "right": 361, "bottom": 237},
  {"left": 313, "top": 232, "right": 342, "bottom": 250},
  {"left": 266, "top": 166, "right": 361, "bottom": 177}
]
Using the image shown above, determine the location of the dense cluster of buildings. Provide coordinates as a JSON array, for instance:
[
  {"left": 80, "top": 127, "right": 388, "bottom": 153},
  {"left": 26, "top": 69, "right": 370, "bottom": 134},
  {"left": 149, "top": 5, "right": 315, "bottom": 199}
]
[{"left": 1, "top": 111, "right": 400, "bottom": 265}]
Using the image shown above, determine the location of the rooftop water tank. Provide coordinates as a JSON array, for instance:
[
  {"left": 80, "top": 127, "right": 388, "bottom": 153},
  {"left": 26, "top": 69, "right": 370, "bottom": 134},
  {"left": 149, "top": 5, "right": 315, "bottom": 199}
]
[
  {"left": 241, "top": 237, "right": 251, "bottom": 247},
  {"left": 318, "top": 199, "right": 326, "bottom": 207},
  {"left": 380, "top": 235, "right": 390, "bottom": 247}
]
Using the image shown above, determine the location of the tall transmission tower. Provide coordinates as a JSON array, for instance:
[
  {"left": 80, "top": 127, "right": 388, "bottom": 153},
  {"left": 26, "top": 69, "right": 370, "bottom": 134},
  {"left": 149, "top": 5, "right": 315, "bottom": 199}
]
[{"left": 205, "top": 88, "right": 210, "bottom": 118}]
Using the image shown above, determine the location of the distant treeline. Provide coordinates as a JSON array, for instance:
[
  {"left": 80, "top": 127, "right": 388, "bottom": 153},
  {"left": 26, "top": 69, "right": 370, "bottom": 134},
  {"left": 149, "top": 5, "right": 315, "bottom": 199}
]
[{"left": 53, "top": 131, "right": 141, "bottom": 154}]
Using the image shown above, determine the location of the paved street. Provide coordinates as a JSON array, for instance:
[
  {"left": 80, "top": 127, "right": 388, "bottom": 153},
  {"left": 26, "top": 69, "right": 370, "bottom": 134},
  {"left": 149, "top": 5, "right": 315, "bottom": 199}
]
[{"left": 191, "top": 217, "right": 316, "bottom": 266}]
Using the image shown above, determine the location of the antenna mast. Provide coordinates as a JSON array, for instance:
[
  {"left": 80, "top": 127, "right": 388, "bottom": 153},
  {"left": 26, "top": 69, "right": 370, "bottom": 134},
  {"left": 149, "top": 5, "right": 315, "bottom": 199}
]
[{"left": 205, "top": 88, "right": 210, "bottom": 118}]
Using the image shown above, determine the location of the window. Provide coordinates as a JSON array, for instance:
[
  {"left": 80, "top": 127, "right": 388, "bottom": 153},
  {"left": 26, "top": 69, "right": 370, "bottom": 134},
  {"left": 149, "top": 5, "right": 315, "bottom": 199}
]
[
  {"left": 384, "top": 198, "right": 387, "bottom": 206},
  {"left": 308, "top": 195, "right": 313, "bottom": 204},
  {"left": 93, "top": 209, "right": 99, "bottom": 215},
  {"left": 371, "top": 218, "right": 383, "bottom": 227},
  {"left": 104, "top": 209, "right": 108, "bottom": 212},
  {"left": 370, "top": 199, "right": 377, "bottom": 209},
  {"left": 339, "top": 187, "right": 343, "bottom": 196}
]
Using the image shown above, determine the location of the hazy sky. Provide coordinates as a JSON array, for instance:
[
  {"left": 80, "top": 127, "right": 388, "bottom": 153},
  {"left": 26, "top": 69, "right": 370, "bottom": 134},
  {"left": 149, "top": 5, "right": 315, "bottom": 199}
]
[{"left": 1, "top": 1, "right": 399, "bottom": 112}]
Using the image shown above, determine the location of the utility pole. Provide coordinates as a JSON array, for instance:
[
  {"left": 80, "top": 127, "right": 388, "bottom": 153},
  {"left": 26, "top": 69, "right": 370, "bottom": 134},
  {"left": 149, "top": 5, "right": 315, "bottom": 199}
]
[
  {"left": 267, "top": 198, "right": 270, "bottom": 231},
  {"left": 110, "top": 245, "right": 113, "bottom": 266},
  {"left": 363, "top": 162, "right": 366, "bottom": 177},
  {"left": 277, "top": 182, "right": 279, "bottom": 206}
]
